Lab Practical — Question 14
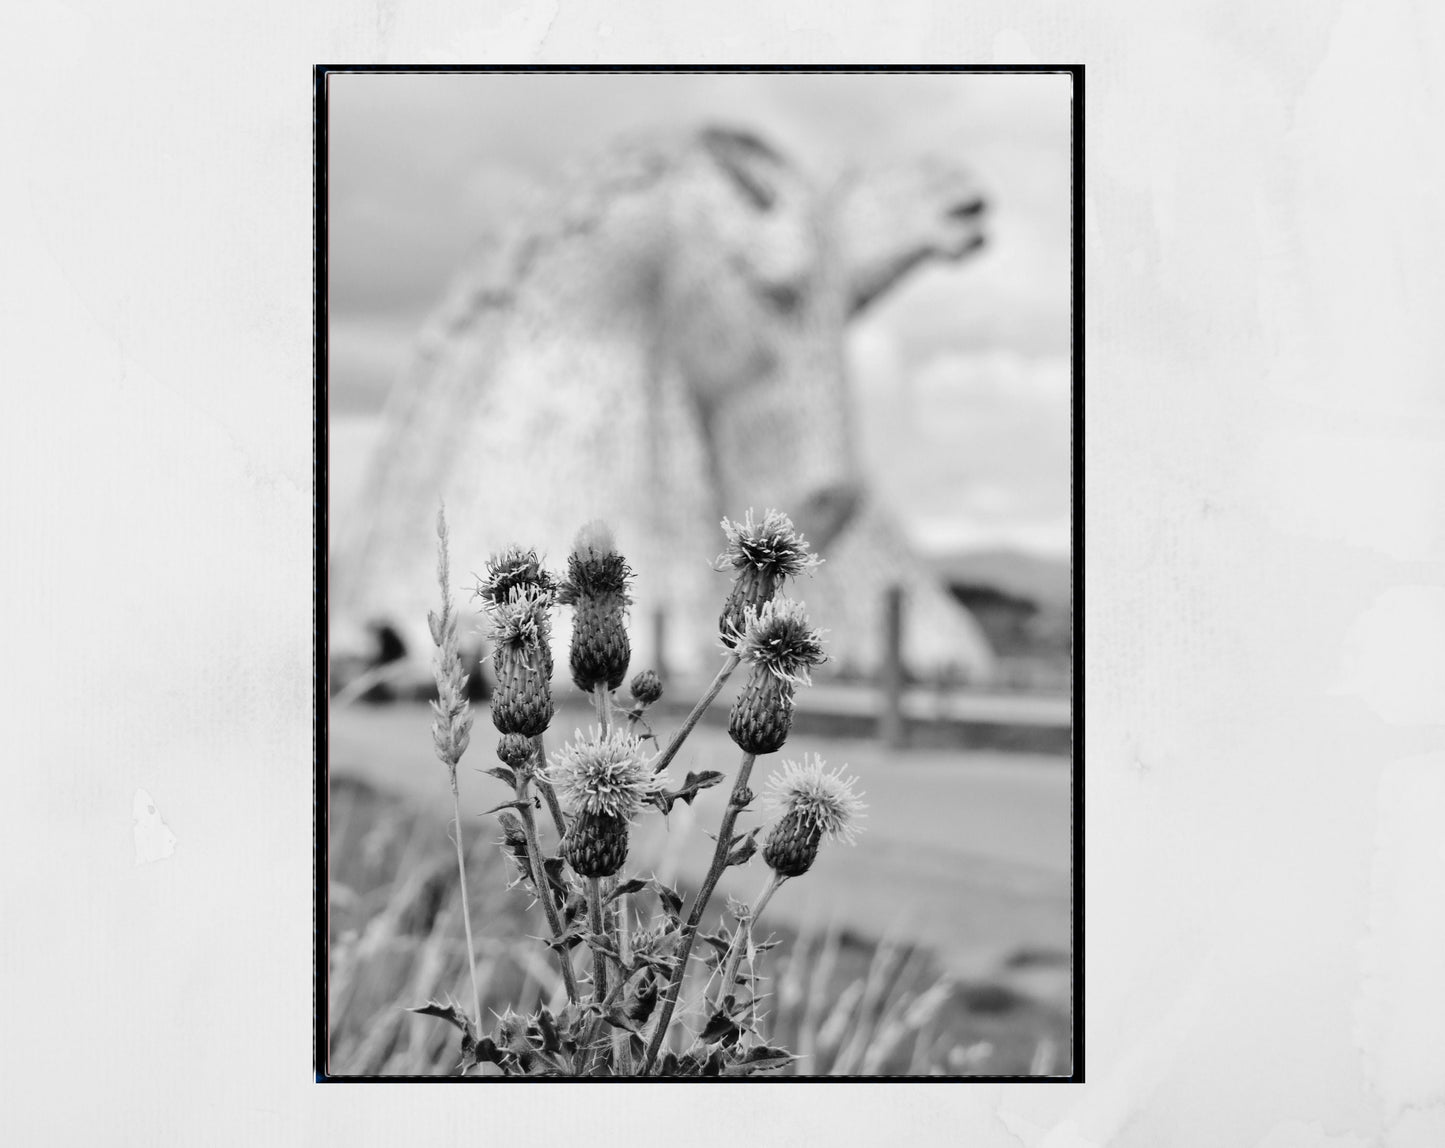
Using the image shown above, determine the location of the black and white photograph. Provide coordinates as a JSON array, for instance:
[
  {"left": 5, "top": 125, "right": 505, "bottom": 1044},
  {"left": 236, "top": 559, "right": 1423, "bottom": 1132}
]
[
  {"left": 10, "top": 0, "right": 1445, "bottom": 1141},
  {"left": 322, "top": 68, "right": 1078, "bottom": 1079}
]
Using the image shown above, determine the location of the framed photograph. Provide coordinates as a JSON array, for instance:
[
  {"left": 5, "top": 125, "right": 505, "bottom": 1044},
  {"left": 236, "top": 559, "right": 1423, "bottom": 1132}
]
[{"left": 317, "top": 66, "right": 1080, "bottom": 1080}]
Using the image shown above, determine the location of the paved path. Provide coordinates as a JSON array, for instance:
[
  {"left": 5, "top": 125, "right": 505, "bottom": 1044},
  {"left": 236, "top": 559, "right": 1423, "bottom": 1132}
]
[
  {"left": 329, "top": 700, "right": 1073, "bottom": 998},
  {"left": 798, "top": 681, "right": 1071, "bottom": 726}
]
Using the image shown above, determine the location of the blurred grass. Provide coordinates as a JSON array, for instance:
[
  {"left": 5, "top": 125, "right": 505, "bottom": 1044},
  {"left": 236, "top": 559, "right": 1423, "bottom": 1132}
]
[{"left": 327, "top": 775, "right": 1069, "bottom": 1076}]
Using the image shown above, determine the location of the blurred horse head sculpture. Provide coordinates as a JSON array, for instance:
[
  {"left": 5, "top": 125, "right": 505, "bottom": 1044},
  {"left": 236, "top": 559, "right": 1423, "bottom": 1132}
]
[{"left": 333, "top": 125, "right": 995, "bottom": 682}]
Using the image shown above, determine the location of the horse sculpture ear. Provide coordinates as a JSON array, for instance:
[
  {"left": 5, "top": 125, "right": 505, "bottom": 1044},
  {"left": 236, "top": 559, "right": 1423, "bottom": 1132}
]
[
  {"left": 833, "top": 159, "right": 989, "bottom": 317},
  {"left": 700, "top": 126, "right": 787, "bottom": 212}
]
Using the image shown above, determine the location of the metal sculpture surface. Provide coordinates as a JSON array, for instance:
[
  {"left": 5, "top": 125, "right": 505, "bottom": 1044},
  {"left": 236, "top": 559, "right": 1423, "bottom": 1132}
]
[{"left": 333, "top": 126, "right": 996, "bottom": 680}]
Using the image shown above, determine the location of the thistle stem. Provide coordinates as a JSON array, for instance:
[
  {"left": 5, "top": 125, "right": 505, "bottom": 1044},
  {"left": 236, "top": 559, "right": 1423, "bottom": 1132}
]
[
  {"left": 448, "top": 769, "right": 483, "bottom": 1028},
  {"left": 649, "top": 653, "right": 741, "bottom": 775},
  {"left": 587, "top": 877, "right": 610, "bottom": 1005},
  {"left": 513, "top": 778, "right": 580, "bottom": 1005},
  {"left": 715, "top": 870, "right": 785, "bottom": 1009},
  {"left": 614, "top": 885, "right": 633, "bottom": 1073},
  {"left": 530, "top": 734, "right": 568, "bottom": 839},
  {"left": 593, "top": 683, "right": 610, "bottom": 734},
  {"left": 641, "top": 750, "right": 757, "bottom": 1074}
]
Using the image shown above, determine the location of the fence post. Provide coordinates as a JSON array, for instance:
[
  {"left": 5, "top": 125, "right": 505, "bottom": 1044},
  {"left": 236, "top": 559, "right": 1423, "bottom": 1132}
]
[
  {"left": 880, "top": 584, "right": 906, "bottom": 749},
  {"left": 651, "top": 606, "right": 669, "bottom": 687}
]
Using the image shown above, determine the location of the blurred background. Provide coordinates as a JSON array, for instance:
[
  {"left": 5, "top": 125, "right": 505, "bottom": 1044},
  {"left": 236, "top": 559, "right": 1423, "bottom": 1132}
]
[{"left": 326, "top": 71, "right": 1073, "bottom": 1076}]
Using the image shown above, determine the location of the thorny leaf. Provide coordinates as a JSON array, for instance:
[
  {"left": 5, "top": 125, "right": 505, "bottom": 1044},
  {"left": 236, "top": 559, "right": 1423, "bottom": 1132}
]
[
  {"left": 699, "top": 1010, "right": 743, "bottom": 1047},
  {"left": 697, "top": 929, "right": 734, "bottom": 957},
  {"left": 631, "top": 951, "right": 674, "bottom": 976},
  {"left": 482, "top": 765, "right": 517, "bottom": 787},
  {"left": 408, "top": 999, "right": 475, "bottom": 1036},
  {"left": 722, "top": 1046, "right": 796, "bottom": 1076},
  {"left": 562, "top": 889, "right": 588, "bottom": 928},
  {"left": 601, "top": 1011, "right": 640, "bottom": 1034},
  {"left": 540, "top": 857, "right": 572, "bottom": 910},
  {"left": 623, "top": 969, "right": 659, "bottom": 1026},
  {"left": 653, "top": 769, "right": 726, "bottom": 814},
  {"left": 480, "top": 798, "right": 534, "bottom": 818},
  {"left": 536, "top": 1007, "right": 562, "bottom": 1054},
  {"left": 678, "top": 770, "right": 725, "bottom": 803},
  {"left": 462, "top": 1035, "right": 506, "bottom": 1073},
  {"left": 724, "top": 829, "right": 760, "bottom": 868},
  {"left": 605, "top": 877, "right": 649, "bottom": 904},
  {"left": 544, "top": 922, "right": 587, "bottom": 952},
  {"left": 583, "top": 932, "right": 621, "bottom": 961},
  {"left": 668, "top": 1050, "right": 709, "bottom": 1077},
  {"left": 654, "top": 882, "right": 684, "bottom": 925}
]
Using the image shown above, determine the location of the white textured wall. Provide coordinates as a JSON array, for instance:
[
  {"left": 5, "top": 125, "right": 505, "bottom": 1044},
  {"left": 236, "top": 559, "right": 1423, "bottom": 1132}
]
[{"left": 2, "top": 4, "right": 1443, "bottom": 1147}]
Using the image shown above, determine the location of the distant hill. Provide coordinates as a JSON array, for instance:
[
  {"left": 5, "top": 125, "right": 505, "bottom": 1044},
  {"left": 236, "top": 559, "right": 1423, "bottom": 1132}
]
[{"left": 925, "top": 548, "right": 1072, "bottom": 610}]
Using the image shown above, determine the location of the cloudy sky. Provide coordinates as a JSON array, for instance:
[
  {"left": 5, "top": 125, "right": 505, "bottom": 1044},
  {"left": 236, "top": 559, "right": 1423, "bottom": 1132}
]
[{"left": 328, "top": 71, "right": 1072, "bottom": 556}]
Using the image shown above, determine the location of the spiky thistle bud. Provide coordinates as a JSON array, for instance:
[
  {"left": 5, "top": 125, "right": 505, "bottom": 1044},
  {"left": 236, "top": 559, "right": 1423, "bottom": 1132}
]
[
  {"left": 486, "top": 584, "right": 555, "bottom": 737},
  {"left": 496, "top": 733, "right": 534, "bottom": 771},
  {"left": 727, "top": 598, "right": 827, "bottom": 754},
  {"left": 762, "top": 755, "right": 866, "bottom": 878},
  {"left": 558, "top": 521, "right": 633, "bottom": 693},
  {"left": 715, "top": 509, "right": 821, "bottom": 647},
  {"left": 546, "top": 727, "right": 662, "bottom": 879},
  {"left": 562, "top": 810, "right": 629, "bottom": 879},
  {"left": 630, "top": 669, "right": 663, "bottom": 706}
]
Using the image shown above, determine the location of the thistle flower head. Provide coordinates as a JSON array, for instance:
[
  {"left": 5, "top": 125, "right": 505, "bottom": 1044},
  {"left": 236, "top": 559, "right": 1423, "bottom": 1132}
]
[
  {"left": 558, "top": 520, "right": 633, "bottom": 607},
  {"left": 545, "top": 726, "right": 662, "bottom": 821},
  {"left": 736, "top": 597, "right": 827, "bottom": 686},
  {"left": 714, "top": 509, "right": 821, "bottom": 582},
  {"left": 474, "top": 546, "right": 556, "bottom": 610},
  {"left": 763, "top": 755, "right": 867, "bottom": 846},
  {"left": 485, "top": 584, "right": 553, "bottom": 655}
]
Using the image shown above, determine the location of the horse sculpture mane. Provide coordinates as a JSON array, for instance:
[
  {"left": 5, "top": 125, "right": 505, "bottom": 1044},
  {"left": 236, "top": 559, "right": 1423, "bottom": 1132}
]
[{"left": 333, "top": 124, "right": 996, "bottom": 683}]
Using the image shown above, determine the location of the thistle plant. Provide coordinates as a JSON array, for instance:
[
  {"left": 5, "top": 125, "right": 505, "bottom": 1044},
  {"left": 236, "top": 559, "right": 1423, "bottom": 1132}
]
[
  {"left": 650, "top": 510, "right": 820, "bottom": 778},
  {"left": 714, "top": 756, "right": 865, "bottom": 1010},
  {"left": 486, "top": 585, "right": 556, "bottom": 738},
  {"left": 727, "top": 597, "right": 828, "bottom": 755},
  {"left": 409, "top": 511, "right": 868, "bottom": 1077},
  {"left": 559, "top": 521, "right": 633, "bottom": 713},
  {"left": 716, "top": 508, "right": 821, "bottom": 648},
  {"left": 760, "top": 755, "right": 866, "bottom": 876}
]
